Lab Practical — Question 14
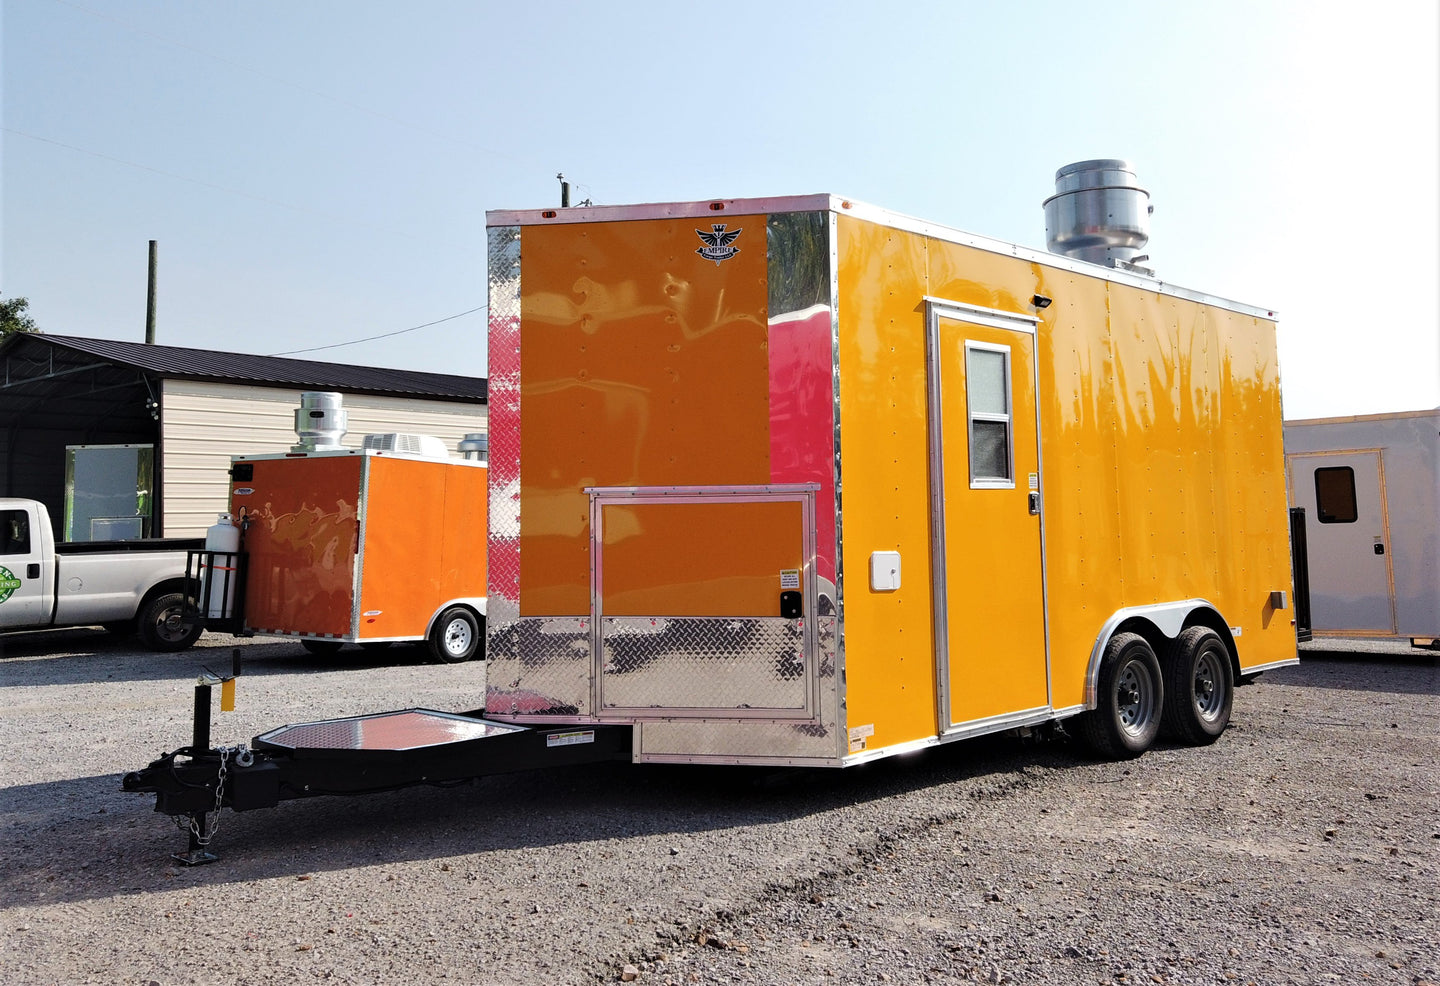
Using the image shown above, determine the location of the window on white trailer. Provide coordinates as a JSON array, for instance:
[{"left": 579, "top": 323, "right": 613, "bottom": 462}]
[{"left": 1314, "top": 466, "right": 1358, "bottom": 524}]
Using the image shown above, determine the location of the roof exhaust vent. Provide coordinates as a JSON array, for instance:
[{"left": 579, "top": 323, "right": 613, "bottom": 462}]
[
  {"left": 458, "top": 432, "right": 489, "bottom": 462},
  {"left": 292, "top": 392, "right": 348, "bottom": 452},
  {"left": 1043, "top": 159, "right": 1153, "bottom": 273}
]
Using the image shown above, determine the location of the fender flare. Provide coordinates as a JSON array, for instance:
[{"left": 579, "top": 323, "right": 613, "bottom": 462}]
[
  {"left": 424, "top": 597, "right": 487, "bottom": 637},
  {"left": 1082, "top": 599, "right": 1238, "bottom": 709}
]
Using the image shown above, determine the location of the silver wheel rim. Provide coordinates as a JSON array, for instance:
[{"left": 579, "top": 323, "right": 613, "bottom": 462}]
[
  {"left": 1116, "top": 658, "right": 1157, "bottom": 737},
  {"left": 1193, "top": 647, "right": 1226, "bottom": 722},
  {"left": 443, "top": 619, "right": 472, "bottom": 656},
  {"left": 156, "top": 606, "right": 188, "bottom": 643}
]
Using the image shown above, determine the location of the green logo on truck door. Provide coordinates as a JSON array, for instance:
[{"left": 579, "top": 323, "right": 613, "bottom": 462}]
[{"left": 0, "top": 566, "right": 21, "bottom": 603}]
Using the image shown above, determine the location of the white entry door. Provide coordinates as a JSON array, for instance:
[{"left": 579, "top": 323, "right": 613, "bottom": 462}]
[{"left": 1289, "top": 451, "right": 1394, "bottom": 633}]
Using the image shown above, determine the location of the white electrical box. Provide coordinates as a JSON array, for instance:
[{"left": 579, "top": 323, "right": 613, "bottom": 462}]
[{"left": 870, "top": 550, "right": 901, "bottom": 591}]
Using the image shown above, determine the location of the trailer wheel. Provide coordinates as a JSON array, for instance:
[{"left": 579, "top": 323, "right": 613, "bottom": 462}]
[
  {"left": 136, "top": 592, "right": 203, "bottom": 652},
  {"left": 429, "top": 607, "right": 481, "bottom": 663},
  {"left": 300, "top": 639, "right": 344, "bottom": 657},
  {"left": 1160, "top": 627, "right": 1233, "bottom": 745},
  {"left": 1074, "top": 632, "right": 1163, "bottom": 759}
]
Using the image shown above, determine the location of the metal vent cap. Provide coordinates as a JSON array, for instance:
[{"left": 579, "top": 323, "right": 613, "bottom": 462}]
[
  {"left": 292, "top": 392, "right": 348, "bottom": 452},
  {"left": 1043, "top": 159, "right": 1152, "bottom": 268}
]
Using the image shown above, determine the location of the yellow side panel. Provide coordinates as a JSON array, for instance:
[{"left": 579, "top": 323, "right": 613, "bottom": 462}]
[
  {"left": 834, "top": 217, "right": 938, "bottom": 750},
  {"left": 601, "top": 500, "right": 801, "bottom": 616},
  {"left": 838, "top": 213, "right": 1293, "bottom": 742},
  {"left": 1023, "top": 272, "right": 1123, "bottom": 707},
  {"left": 518, "top": 218, "right": 772, "bottom": 615},
  {"left": 1039, "top": 281, "right": 1293, "bottom": 705}
]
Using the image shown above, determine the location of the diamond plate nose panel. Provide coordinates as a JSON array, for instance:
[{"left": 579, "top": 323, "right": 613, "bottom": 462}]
[{"left": 255, "top": 709, "right": 517, "bottom": 752}]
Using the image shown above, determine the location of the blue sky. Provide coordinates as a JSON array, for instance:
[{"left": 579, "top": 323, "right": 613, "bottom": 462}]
[{"left": 3, "top": 0, "right": 1436, "bottom": 418}]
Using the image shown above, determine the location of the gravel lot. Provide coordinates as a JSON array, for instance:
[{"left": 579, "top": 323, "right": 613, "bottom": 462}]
[{"left": 1, "top": 629, "right": 1436, "bottom": 985}]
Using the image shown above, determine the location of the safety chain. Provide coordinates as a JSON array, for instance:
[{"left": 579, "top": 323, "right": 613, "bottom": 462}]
[{"left": 172, "top": 744, "right": 251, "bottom": 846}]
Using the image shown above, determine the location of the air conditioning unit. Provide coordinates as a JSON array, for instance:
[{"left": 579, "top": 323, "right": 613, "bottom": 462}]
[{"left": 361, "top": 433, "right": 449, "bottom": 458}]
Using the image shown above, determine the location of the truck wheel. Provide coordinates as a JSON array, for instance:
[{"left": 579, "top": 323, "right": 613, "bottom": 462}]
[
  {"left": 1074, "top": 632, "right": 1163, "bottom": 759},
  {"left": 136, "top": 592, "right": 203, "bottom": 652},
  {"left": 1160, "top": 627, "right": 1233, "bottom": 745},
  {"left": 429, "top": 607, "right": 481, "bottom": 663}
]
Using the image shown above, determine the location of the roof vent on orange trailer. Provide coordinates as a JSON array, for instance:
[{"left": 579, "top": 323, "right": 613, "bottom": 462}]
[
  {"left": 1043, "top": 159, "right": 1155, "bottom": 275},
  {"left": 291, "top": 392, "right": 349, "bottom": 452},
  {"left": 458, "top": 432, "right": 489, "bottom": 462},
  {"left": 361, "top": 432, "right": 450, "bottom": 458}
]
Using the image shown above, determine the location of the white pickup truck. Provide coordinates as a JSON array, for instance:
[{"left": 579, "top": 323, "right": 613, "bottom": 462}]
[{"left": 0, "top": 497, "right": 205, "bottom": 651}]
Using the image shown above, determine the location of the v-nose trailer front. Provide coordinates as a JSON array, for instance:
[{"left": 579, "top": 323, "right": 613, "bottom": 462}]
[{"left": 125, "top": 174, "right": 1299, "bottom": 860}]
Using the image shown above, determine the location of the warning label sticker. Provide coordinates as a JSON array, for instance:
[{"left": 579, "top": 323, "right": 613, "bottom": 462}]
[
  {"left": 546, "top": 730, "right": 595, "bottom": 748},
  {"left": 847, "top": 723, "right": 874, "bottom": 753},
  {"left": 780, "top": 569, "right": 801, "bottom": 590}
]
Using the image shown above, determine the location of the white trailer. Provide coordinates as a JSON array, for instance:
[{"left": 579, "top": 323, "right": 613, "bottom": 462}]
[{"left": 1284, "top": 409, "right": 1440, "bottom": 646}]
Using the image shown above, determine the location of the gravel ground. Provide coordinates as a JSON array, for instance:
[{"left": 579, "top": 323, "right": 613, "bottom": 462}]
[{"left": 0, "top": 629, "right": 1436, "bottom": 985}]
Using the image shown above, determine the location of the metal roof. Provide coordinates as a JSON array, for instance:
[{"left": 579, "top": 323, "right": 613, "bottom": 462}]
[{"left": 0, "top": 333, "right": 487, "bottom": 402}]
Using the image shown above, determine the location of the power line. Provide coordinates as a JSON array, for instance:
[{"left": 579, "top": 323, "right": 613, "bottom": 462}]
[{"left": 268, "top": 306, "right": 487, "bottom": 357}]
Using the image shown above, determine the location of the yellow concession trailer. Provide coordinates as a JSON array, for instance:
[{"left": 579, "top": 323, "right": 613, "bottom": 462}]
[{"left": 483, "top": 192, "right": 1297, "bottom": 764}]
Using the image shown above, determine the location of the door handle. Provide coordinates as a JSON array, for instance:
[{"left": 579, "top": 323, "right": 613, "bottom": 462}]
[
  {"left": 1373, "top": 543, "right": 1385, "bottom": 555},
  {"left": 1028, "top": 491, "right": 1040, "bottom": 515},
  {"left": 27, "top": 563, "right": 40, "bottom": 579}
]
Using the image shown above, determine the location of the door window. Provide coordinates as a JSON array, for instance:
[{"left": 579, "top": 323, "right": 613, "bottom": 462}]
[
  {"left": 1314, "top": 466, "right": 1358, "bottom": 523},
  {"left": 966, "top": 343, "right": 1013, "bottom": 487}
]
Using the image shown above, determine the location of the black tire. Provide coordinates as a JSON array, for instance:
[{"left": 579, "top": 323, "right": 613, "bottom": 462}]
[
  {"left": 300, "top": 639, "right": 344, "bottom": 656},
  {"left": 136, "top": 591, "right": 203, "bottom": 652},
  {"left": 1074, "top": 632, "right": 1163, "bottom": 759},
  {"left": 429, "top": 606, "right": 481, "bottom": 663},
  {"left": 1160, "top": 626, "right": 1234, "bottom": 745}
]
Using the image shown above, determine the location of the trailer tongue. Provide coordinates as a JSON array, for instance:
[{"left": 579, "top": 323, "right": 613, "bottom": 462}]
[{"left": 122, "top": 707, "right": 632, "bottom": 863}]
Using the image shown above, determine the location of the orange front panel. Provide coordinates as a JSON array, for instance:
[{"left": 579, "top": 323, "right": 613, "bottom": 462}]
[
  {"left": 357, "top": 457, "right": 448, "bottom": 639},
  {"left": 601, "top": 500, "right": 802, "bottom": 616},
  {"left": 518, "top": 217, "right": 772, "bottom": 615},
  {"left": 234, "top": 455, "right": 361, "bottom": 636}
]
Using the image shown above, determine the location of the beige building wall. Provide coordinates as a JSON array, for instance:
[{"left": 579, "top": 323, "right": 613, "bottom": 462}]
[{"left": 160, "top": 379, "right": 486, "bottom": 537}]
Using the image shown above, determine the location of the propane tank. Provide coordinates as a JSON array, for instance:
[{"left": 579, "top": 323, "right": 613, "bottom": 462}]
[{"left": 203, "top": 512, "right": 241, "bottom": 619}]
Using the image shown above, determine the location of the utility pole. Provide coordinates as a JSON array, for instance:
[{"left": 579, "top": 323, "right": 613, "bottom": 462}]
[
  {"left": 145, "top": 240, "right": 158, "bottom": 344},
  {"left": 558, "top": 173, "right": 570, "bottom": 208}
]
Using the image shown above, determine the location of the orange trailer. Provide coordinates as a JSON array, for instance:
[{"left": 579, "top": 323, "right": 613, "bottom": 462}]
[{"left": 226, "top": 446, "right": 487, "bottom": 661}]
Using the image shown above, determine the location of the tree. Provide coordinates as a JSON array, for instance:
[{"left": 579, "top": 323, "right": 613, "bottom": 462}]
[{"left": 1, "top": 296, "right": 39, "bottom": 336}]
